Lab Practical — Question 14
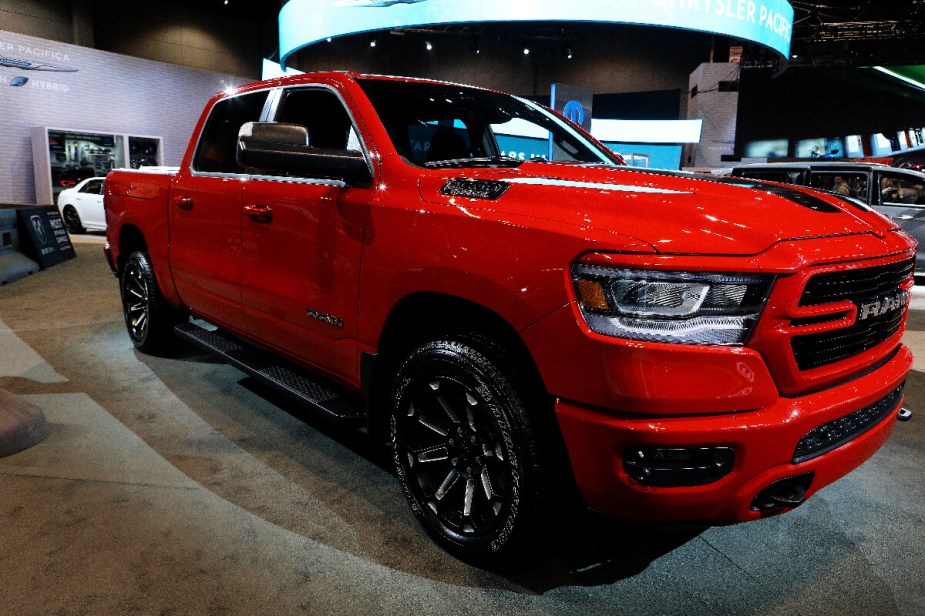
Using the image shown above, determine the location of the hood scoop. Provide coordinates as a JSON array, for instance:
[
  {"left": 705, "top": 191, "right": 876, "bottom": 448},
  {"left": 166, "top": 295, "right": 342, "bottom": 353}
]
[{"left": 440, "top": 178, "right": 510, "bottom": 201}]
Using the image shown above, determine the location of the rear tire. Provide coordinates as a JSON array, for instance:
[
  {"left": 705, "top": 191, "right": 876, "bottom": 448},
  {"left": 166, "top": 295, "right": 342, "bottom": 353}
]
[
  {"left": 390, "top": 338, "right": 546, "bottom": 564},
  {"left": 120, "top": 251, "right": 184, "bottom": 353},
  {"left": 62, "top": 205, "right": 85, "bottom": 234}
]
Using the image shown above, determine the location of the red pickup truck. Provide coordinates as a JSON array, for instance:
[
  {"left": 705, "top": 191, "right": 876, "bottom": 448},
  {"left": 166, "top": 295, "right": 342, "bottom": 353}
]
[{"left": 104, "top": 72, "right": 915, "bottom": 562}]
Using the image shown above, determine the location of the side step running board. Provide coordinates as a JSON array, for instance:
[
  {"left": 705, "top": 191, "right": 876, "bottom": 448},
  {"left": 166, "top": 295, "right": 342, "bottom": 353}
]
[{"left": 175, "top": 321, "right": 366, "bottom": 423}]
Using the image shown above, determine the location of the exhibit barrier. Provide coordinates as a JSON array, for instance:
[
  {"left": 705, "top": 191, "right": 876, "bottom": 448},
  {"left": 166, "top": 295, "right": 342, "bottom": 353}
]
[{"left": 0, "top": 208, "right": 45, "bottom": 286}]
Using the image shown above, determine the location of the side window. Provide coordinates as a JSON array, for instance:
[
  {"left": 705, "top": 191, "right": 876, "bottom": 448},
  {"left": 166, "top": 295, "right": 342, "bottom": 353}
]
[
  {"left": 491, "top": 117, "right": 549, "bottom": 162},
  {"left": 82, "top": 179, "right": 103, "bottom": 195},
  {"left": 193, "top": 91, "right": 268, "bottom": 173},
  {"left": 275, "top": 88, "right": 359, "bottom": 153},
  {"left": 810, "top": 172, "right": 868, "bottom": 199},
  {"left": 409, "top": 120, "right": 472, "bottom": 166},
  {"left": 880, "top": 173, "right": 925, "bottom": 206}
]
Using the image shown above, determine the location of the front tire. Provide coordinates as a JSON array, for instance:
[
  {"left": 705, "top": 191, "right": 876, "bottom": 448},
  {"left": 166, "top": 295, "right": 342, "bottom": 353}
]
[
  {"left": 390, "top": 338, "right": 545, "bottom": 563},
  {"left": 120, "top": 251, "right": 183, "bottom": 353}
]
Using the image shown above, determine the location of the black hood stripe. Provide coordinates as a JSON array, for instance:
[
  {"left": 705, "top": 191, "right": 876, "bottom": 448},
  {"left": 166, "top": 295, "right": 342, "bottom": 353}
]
[{"left": 614, "top": 167, "right": 841, "bottom": 213}]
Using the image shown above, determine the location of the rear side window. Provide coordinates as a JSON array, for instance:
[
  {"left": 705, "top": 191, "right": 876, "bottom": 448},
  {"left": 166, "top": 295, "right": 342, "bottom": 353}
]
[
  {"left": 81, "top": 179, "right": 104, "bottom": 195},
  {"left": 193, "top": 91, "right": 268, "bottom": 173}
]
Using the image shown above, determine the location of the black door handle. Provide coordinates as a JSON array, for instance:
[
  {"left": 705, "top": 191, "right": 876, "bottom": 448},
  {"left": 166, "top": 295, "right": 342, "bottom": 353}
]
[
  {"left": 173, "top": 196, "right": 193, "bottom": 210},
  {"left": 244, "top": 204, "right": 273, "bottom": 223}
]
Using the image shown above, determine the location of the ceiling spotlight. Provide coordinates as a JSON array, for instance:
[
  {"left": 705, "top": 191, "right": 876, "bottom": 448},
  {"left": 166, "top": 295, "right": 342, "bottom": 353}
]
[
  {"left": 327, "top": 37, "right": 332, "bottom": 43},
  {"left": 523, "top": 47, "right": 530, "bottom": 55},
  {"left": 470, "top": 36, "right": 480, "bottom": 54},
  {"left": 370, "top": 39, "right": 377, "bottom": 48},
  {"left": 566, "top": 48, "right": 573, "bottom": 59},
  {"left": 425, "top": 40, "right": 433, "bottom": 51},
  {"left": 224, "top": 0, "right": 229, "bottom": 4}
]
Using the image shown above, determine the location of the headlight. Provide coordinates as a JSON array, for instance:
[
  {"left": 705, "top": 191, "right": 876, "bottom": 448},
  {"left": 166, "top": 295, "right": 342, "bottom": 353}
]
[{"left": 571, "top": 264, "right": 773, "bottom": 345}]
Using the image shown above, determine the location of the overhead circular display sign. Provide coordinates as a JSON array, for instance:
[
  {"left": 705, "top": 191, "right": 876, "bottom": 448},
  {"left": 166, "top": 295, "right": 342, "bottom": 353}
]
[{"left": 279, "top": 0, "right": 794, "bottom": 65}]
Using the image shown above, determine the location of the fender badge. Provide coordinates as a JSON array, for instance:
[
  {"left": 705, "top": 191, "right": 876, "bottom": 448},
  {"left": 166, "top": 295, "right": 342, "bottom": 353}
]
[
  {"left": 307, "top": 308, "right": 344, "bottom": 328},
  {"left": 440, "top": 178, "right": 509, "bottom": 201}
]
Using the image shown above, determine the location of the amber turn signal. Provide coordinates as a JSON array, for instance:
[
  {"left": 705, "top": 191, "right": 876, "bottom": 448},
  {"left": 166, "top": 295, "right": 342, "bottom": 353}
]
[{"left": 576, "top": 278, "right": 610, "bottom": 312}]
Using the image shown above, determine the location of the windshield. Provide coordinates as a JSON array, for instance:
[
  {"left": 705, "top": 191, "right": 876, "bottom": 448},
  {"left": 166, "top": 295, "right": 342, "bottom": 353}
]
[{"left": 358, "top": 78, "right": 621, "bottom": 168}]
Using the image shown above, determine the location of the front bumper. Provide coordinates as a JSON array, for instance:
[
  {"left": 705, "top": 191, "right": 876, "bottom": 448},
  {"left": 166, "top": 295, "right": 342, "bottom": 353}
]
[{"left": 554, "top": 343, "right": 911, "bottom": 523}]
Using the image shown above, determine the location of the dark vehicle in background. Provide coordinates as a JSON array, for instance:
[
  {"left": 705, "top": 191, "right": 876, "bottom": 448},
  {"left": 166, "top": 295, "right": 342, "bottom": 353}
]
[
  {"left": 51, "top": 166, "right": 97, "bottom": 202},
  {"left": 731, "top": 162, "right": 925, "bottom": 277}
]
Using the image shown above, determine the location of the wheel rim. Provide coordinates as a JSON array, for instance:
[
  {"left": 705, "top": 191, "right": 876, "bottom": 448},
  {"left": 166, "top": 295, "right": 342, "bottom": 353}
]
[
  {"left": 63, "top": 207, "right": 81, "bottom": 232},
  {"left": 396, "top": 373, "right": 514, "bottom": 541},
  {"left": 122, "top": 261, "right": 150, "bottom": 343}
]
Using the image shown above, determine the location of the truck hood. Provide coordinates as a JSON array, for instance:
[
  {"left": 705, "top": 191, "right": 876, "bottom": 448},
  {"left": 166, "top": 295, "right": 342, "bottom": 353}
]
[{"left": 417, "top": 163, "right": 898, "bottom": 256}]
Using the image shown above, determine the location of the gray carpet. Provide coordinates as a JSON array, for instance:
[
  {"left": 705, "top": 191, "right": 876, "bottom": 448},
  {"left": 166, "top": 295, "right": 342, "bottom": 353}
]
[{"left": 1, "top": 234, "right": 923, "bottom": 615}]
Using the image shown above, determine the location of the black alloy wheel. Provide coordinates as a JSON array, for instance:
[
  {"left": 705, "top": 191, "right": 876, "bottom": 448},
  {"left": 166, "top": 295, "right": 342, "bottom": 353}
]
[
  {"left": 120, "top": 251, "right": 182, "bottom": 353},
  {"left": 391, "top": 338, "right": 544, "bottom": 562},
  {"left": 62, "top": 205, "right": 85, "bottom": 234}
]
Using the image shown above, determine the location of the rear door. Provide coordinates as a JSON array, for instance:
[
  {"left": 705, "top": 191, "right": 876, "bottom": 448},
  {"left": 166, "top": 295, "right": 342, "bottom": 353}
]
[
  {"left": 168, "top": 90, "right": 269, "bottom": 330},
  {"left": 240, "top": 85, "right": 374, "bottom": 383},
  {"left": 76, "top": 178, "right": 105, "bottom": 227}
]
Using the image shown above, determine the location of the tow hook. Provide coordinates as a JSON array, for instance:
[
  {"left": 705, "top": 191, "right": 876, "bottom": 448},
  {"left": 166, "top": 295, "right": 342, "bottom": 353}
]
[{"left": 898, "top": 407, "right": 913, "bottom": 422}]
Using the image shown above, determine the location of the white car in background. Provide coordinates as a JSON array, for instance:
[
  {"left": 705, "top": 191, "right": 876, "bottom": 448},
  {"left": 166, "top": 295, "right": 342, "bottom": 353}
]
[{"left": 56, "top": 176, "right": 106, "bottom": 233}]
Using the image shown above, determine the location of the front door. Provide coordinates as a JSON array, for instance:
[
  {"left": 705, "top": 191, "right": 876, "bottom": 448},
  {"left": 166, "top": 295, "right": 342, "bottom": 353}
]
[{"left": 240, "top": 86, "right": 374, "bottom": 384}]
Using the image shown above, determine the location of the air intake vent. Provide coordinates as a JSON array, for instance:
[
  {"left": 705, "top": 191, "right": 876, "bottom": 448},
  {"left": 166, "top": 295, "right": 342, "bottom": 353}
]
[{"left": 793, "top": 385, "right": 903, "bottom": 463}]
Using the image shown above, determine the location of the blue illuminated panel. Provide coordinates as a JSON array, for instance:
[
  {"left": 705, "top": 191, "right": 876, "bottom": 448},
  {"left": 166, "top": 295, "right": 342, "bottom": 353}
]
[{"left": 280, "top": 0, "right": 793, "bottom": 64}]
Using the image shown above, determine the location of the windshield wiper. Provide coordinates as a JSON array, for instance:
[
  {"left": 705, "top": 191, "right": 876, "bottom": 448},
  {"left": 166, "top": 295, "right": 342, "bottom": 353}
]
[{"left": 424, "top": 155, "right": 524, "bottom": 169}]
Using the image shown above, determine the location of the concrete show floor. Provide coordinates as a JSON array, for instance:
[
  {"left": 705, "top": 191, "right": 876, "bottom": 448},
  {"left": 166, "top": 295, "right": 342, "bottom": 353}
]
[{"left": 1, "top": 234, "right": 924, "bottom": 615}]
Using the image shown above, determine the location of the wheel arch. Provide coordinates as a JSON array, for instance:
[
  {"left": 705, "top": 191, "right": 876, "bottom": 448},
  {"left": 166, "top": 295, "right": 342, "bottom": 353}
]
[
  {"left": 367, "top": 292, "right": 556, "bottom": 450},
  {"left": 372, "top": 292, "right": 584, "bottom": 550},
  {"left": 115, "top": 223, "right": 182, "bottom": 308},
  {"left": 116, "top": 224, "right": 148, "bottom": 275}
]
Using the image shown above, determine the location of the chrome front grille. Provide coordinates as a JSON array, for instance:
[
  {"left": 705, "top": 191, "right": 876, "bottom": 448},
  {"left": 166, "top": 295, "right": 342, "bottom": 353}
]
[
  {"left": 791, "top": 258, "right": 913, "bottom": 371},
  {"left": 798, "top": 258, "right": 914, "bottom": 307}
]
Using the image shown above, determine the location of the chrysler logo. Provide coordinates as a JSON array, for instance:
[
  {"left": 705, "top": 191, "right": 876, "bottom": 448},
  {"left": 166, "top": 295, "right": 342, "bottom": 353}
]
[{"left": 857, "top": 292, "right": 906, "bottom": 321}]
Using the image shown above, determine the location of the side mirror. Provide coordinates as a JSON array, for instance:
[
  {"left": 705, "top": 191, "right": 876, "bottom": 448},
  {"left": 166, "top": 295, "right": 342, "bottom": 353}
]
[{"left": 236, "top": 121, "right": 372, "bottom": 187}]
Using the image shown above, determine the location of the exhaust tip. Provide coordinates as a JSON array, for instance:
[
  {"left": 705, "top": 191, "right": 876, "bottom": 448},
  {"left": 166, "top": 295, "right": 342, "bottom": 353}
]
[
  {"left": 751, "top": 472, "right": 814, "bottom": 511},
  {"left": 898, "top": 407, "right": 912, "bottom": 422}
]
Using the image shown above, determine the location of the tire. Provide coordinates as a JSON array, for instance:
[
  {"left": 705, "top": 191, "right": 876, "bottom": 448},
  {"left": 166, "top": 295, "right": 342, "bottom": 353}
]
[
  {"left": 62, "top": 205, "right": 85, "bottom": 234},
  {"left": 390, "top": 338, "right": 545, "bottom": 563},
  {"left": 120, "top": 251, "right": 184, "bottom": 353}
]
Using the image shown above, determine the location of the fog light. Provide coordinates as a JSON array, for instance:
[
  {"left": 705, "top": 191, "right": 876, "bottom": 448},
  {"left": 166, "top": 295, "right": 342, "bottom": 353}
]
[{"left": 623, "top": 446, "right": 735, "bottom": 487}]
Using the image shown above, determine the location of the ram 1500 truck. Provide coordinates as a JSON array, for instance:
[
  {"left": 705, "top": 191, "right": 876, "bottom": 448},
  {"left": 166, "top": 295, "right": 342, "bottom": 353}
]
[{"left": 104, "top": 72, "right": 915, "bottom": 562}]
